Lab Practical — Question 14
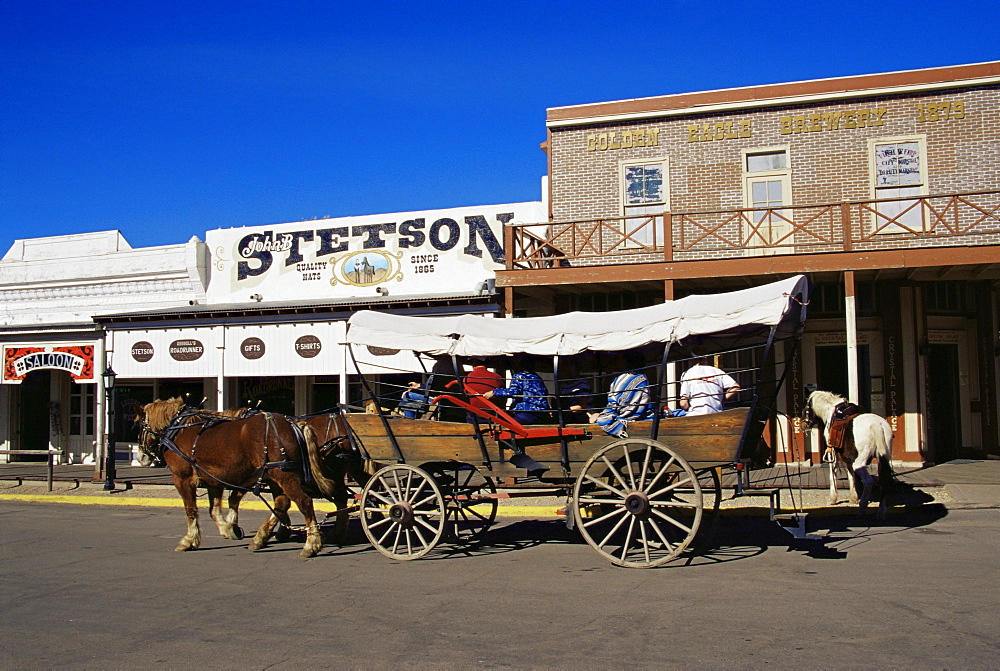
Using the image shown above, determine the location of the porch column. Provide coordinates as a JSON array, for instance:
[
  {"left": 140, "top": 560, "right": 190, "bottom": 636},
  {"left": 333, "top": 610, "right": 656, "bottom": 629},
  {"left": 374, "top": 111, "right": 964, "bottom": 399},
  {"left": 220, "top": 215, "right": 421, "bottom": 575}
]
[
  {"left": 94, "top": 337, "right": 108, "bottom": 481},
  {"left": 844, "top": 270, "right": 860, "bottom": 404},
  {"left": 216, "top": 327, "right": 227, "bottom": 411}
]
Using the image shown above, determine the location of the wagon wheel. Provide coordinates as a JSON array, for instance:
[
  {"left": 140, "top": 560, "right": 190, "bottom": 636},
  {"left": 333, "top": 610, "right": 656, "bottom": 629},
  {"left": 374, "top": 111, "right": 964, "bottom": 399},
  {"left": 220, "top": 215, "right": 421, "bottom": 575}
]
[
  {"left": 423, "top": 461, "right": 499, "bottom": 544},
  {"left": 573, "top": 438, "right": 703, "bottom": 568},
  {"left": 360, "top": 464, "right": 446, "bottom": 560}
]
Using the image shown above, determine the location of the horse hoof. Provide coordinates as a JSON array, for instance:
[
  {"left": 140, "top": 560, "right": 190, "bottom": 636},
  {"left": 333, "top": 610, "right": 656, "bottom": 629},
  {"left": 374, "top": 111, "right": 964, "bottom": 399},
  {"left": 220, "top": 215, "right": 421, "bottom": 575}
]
[
  {"left": 299, "top": 548, "right": 318, "bottom": 559},
  {"left": 232, "top": 525, "right": 244, "bottom": 540},
  {"left": 175, "top": 543, "right": 196, "bottom": 552},
  {"left": 273, "top": 524, "right": 292, "bottom": 543}
]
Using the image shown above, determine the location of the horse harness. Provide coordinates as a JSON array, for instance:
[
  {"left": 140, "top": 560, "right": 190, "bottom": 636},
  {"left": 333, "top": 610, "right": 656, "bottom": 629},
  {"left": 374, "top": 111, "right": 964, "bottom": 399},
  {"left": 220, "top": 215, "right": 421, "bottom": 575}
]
[
  {"left": 155, "top": 407, "right": 314, "bottom": 496},
  {"left": 824, "top": 401, "right": 863, "bottom": 457}
]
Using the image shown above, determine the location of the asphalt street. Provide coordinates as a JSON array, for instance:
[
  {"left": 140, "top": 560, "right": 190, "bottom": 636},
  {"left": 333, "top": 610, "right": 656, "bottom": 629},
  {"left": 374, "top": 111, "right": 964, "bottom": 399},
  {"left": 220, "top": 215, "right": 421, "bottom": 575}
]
[{"left": 1, "top": 500, "right": 998, "bottom": 669}]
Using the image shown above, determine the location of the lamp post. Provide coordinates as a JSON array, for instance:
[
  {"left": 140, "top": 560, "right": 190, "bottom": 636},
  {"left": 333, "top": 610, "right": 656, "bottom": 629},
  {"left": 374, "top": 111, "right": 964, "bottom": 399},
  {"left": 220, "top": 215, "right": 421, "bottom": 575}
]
[{"left": 102, "top": 365, "right": 117, "bottom": 491}]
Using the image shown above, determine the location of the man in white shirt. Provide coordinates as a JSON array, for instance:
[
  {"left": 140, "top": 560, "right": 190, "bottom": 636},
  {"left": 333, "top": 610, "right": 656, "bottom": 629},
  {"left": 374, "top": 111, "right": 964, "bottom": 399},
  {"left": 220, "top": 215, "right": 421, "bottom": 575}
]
[{"left": 679, "top": 357, "right": 741, "bottom": 415}]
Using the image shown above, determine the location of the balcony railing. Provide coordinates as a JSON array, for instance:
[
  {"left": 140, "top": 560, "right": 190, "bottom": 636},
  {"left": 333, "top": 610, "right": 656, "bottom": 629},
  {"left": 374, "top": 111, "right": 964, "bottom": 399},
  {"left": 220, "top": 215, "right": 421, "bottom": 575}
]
[{"left": 505, "top": 190, "right": 1000, "bottom": 270}]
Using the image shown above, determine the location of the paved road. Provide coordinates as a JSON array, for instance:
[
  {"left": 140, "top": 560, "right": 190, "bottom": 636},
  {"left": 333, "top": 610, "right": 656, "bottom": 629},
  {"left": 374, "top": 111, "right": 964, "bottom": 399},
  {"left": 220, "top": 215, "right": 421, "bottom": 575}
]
[{"left": 1, "top": 501, "right": 998, "bottom": 669}]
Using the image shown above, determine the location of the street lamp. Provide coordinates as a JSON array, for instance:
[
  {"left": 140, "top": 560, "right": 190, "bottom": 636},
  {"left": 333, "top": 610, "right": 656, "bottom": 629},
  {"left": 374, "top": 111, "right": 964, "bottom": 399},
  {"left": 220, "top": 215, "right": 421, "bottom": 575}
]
[{"left": 102, "top": 365, "right": 117, "bottom": 491}]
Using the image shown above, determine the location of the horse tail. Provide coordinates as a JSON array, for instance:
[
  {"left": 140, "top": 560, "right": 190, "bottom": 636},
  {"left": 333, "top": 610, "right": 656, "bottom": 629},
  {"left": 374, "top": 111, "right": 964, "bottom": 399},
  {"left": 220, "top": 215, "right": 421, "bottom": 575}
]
[{"left": 299, "top": 422, "right": 339, "bottom": 500}]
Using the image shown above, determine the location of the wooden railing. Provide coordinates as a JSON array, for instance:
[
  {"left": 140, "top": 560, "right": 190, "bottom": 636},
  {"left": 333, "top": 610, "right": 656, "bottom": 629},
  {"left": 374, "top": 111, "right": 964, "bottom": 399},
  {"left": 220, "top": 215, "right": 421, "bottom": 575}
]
[{"left": 505, "top": 190, "right": 1000, "bottom": 269}]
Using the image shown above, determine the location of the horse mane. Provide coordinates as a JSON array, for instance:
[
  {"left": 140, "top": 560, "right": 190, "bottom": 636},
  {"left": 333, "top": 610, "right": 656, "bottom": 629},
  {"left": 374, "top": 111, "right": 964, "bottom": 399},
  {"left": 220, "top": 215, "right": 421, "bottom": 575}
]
[
  {"left": 807, "top": 390, "right": 845, "bottom": 413},
  {"left": 142, "top": 397, "right": 187, "bottom": 432},
  {"left": 141, "top": 398, "right": 251, "bottom": 431}
]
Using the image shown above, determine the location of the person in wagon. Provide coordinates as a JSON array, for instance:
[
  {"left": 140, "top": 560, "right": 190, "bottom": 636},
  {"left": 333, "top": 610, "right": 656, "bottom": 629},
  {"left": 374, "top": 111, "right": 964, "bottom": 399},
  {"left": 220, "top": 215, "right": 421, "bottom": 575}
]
[
  {"left": 483, "top": 358, "right": 550, "bottom": 424},
  {"left": 679, "top": 356, "right": 741, "bottom": 415},
  {"left": 589, "top": 369, "right": 656, "bottom": 438},
  {"left": 398, "top": 381, "right": 435, "bottom": 419}
]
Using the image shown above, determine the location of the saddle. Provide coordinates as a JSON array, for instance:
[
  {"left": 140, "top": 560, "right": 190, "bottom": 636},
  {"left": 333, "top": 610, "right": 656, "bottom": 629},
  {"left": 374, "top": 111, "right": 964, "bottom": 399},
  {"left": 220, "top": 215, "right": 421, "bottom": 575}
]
[{"left": 826, "top": 402, "right": 863, "bottom": 452}]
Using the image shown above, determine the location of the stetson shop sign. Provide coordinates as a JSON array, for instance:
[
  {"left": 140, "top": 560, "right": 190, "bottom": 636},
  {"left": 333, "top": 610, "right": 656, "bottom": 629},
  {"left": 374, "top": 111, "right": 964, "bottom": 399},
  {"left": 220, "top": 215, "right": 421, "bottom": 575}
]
[{"left": 205, "top": 202, "right": 544, "bottom": 304}]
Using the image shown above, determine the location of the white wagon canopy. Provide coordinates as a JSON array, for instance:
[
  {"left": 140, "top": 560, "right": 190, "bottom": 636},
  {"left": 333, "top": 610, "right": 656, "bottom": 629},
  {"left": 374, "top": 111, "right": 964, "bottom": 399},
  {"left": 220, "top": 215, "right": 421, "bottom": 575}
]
[{"left": 346, "top": 274, "right": 808, "bottom": 357}]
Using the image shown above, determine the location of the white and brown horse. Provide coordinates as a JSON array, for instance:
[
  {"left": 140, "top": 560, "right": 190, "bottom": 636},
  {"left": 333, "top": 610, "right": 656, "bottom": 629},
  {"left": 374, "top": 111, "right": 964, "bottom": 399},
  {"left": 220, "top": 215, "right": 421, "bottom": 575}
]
[
  {"left": 138, "top": 398, "right": 343, "bottom": 558},
  {"left": 804, "top": 390, "right": 894, "bottom": 519}
]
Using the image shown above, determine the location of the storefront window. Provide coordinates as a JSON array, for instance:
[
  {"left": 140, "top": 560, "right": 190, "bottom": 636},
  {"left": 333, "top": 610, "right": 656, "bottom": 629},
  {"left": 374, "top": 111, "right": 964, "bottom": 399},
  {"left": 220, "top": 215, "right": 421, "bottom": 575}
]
[
  {"left": 115, "top": 384, "right": 154, "bottom": 442},
  {"left": 238, "top": 376, "right": 294, "bottom": 414}
]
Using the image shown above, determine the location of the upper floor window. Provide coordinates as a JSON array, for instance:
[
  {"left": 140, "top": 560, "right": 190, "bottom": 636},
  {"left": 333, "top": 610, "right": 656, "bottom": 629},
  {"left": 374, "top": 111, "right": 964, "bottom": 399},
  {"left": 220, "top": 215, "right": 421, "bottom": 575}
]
[
  {"left": 620, "top": 158, "right": 668, "bottom": 248},
  {"left": 742, "top": 147, "right": 792, "bottom": 254},
  {"left": 869, "top": 136, "right": 927, "bottom": 233}
]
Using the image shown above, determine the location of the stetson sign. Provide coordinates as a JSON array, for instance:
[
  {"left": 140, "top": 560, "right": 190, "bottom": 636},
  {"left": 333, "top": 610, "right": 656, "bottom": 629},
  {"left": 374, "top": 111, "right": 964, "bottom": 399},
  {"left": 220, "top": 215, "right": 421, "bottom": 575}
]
[
  {"left": 132, "top": 341, "right": 154, "bottom": 362},
  {"left": 205, "top": 201, "right": 544, "bottom": 304}
]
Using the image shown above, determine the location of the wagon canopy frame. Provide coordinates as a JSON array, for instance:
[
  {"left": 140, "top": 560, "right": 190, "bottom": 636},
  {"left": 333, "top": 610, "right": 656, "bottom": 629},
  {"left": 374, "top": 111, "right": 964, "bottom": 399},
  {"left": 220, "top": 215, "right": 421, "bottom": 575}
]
[{"left": 345, "top": 275, "right": 808, "bottom": 359}]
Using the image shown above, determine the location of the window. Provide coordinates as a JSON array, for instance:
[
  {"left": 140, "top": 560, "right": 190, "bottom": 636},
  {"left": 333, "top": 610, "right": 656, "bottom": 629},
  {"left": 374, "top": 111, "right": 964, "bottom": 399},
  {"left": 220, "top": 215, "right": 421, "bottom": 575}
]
[
  {"left": 808, "top": 282, "right": 877, "bottom": 316},
  {"left": 554, "top": 290, "right": 661, "bottom": 314},
  {"left": 924, "top": 282, "right": 965, "bottom": 314},
  {"left": 870, "top": 136, "right": 927, "bottom": 233},
  {"left": 69, "top": 382, "right": 95, "bottom": 437},
  {"left": 620, "top": 158, "right": 668, "bottom": 247},
  {"left": 742, "top": 148, "right": 791, "bottom": 254}
]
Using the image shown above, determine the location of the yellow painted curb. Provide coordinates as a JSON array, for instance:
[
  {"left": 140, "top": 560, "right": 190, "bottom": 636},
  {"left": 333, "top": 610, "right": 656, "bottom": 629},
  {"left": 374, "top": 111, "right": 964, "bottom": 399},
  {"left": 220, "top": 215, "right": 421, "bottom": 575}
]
[{"left": 0, "top": 494, "right": 565, "bottom": 517}]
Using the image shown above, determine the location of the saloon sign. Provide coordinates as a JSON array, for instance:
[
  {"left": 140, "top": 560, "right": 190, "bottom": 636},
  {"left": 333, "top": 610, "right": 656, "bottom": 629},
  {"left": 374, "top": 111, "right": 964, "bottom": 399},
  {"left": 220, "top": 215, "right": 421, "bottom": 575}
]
[
  {"left": 206, "top": 202, "right": 544, "bottom": 303},
  {"left": 2, "top": 345, "right": 96, "bottom": 383}
]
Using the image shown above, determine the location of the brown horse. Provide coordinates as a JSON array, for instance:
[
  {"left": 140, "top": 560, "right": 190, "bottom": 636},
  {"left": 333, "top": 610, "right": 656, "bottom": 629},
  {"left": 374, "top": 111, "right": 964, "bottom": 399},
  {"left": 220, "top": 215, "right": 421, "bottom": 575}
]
[{"left": 138, "top": 398, "right": 342, "bottom": 558}]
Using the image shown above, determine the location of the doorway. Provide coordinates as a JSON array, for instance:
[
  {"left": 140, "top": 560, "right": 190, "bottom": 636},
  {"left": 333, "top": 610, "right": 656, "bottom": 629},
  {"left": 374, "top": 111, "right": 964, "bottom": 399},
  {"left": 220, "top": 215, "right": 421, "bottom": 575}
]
[
  {"left": 16, "top": 370, "right": 51, "bottom": 460},
  {"left": 815, "top": 345, "right": 871, "bottom": 409},
  {"left": 925, "top": 344, "right": 961, "bottom": 463}
]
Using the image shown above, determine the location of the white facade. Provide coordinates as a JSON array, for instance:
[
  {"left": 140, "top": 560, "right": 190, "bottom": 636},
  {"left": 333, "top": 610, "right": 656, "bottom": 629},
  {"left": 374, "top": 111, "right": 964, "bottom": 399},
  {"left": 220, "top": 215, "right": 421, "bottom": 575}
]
[{"left": 0, "top": 231, "right": 209, "bottom": 465}]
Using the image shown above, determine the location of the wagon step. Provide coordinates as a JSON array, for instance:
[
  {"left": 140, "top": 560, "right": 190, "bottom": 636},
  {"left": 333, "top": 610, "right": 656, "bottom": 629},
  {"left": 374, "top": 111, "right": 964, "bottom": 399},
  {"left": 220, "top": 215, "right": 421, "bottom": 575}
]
[{"left": 772, "top": 513, "right": 827, "bottom": 540}]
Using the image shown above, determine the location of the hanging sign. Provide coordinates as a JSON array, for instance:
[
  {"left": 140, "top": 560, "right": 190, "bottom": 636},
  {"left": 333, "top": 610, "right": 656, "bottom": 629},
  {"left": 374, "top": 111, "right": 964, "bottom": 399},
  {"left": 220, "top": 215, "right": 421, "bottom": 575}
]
[{"left": 2, "top": 345, "right": 96, "bottom": 383}]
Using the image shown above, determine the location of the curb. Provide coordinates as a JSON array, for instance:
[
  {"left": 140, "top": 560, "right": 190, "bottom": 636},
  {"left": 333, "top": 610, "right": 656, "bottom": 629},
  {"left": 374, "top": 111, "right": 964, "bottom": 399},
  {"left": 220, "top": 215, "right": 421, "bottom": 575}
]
[{"left": 0, "top": 492, "right": 960, "bottom": 518}]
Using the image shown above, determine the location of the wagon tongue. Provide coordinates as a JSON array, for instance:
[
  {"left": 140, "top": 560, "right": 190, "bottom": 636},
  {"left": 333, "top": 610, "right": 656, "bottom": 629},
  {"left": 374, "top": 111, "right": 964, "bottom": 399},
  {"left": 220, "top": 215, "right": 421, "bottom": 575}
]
[{"left": 508, "top": 453, "right": 549, "bottom": 476}]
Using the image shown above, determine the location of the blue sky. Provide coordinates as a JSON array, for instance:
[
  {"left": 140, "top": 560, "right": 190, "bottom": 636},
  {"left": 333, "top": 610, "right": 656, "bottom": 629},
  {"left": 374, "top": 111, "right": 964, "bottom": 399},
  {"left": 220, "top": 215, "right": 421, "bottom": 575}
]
[{"left": 2, "top": 0, "right": 997, "bottom": 254}]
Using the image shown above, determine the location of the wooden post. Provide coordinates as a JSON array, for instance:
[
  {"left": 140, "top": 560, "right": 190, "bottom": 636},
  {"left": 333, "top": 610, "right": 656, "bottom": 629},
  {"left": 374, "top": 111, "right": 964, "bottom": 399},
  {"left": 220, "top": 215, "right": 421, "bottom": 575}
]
[
  {"left": 844, "top": 270, "right": 860, "bottom": 404},
  {"left": 664, "top": 211, "right": 673, "bottom": 262},
  {"left": 841, "top": 202, "right": 853, "bottom": 252}
]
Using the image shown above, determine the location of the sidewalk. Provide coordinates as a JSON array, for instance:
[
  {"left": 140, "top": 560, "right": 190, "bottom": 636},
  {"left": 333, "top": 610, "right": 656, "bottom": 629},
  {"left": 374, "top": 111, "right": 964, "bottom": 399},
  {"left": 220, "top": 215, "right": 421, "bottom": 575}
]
[{"left": 2, "top": 459, "right": 997, "bottom": 514}]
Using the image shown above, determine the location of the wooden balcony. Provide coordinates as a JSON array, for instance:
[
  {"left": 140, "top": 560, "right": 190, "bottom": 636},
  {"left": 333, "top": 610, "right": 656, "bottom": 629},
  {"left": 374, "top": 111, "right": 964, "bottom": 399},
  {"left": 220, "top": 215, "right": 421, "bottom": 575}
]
[{"left": 504, "top": 190, "right": 1000, "bottom": 277}]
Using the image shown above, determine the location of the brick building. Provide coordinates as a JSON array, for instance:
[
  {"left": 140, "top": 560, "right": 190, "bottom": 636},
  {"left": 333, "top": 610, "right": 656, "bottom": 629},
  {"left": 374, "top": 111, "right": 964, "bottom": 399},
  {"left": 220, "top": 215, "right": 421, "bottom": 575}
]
[{"left": 498, "top": 61, "right": 1000, "bottom": 466}]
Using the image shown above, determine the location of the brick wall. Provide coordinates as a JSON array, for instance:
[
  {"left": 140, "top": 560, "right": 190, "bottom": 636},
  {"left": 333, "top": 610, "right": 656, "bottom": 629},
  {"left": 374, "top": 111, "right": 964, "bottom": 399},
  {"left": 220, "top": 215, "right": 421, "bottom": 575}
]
[{"left": 549, "top": 85, "right": 1000, "bottom": 223}]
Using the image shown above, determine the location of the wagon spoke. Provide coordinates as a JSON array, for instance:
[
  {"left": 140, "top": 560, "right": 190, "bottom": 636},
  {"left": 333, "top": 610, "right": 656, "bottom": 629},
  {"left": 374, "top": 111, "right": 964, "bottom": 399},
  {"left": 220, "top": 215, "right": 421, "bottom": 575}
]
[
  {"left": 648, "top": 475, "right": 694, "bottom": 500},
  {"left": 366, "top": 490, "right": 394, "bottom": 508},
  {"left": 578, "top": 496, "right": 627, "bottom": 505},
  {"left": 638, "top": 519, "right": 652, "bottom": 565},
  {"left": 650, "top": 500, "right": 698, "bottom": 509},
  {"left": 582, "top": 505, "right": 628, "bottom": 528},
  {"left": 411, "top": 492, "right": 440, "bottom": 509},
  {"left": 621, "top": 445, "right": 637, "bottom": 490},
  {"left": 638, "top": 445, "right": 653, "bottom": 490},
  {"left": 375, "top": 520, "right": 396, "bottom": 546},
  {"left": 390, "top": 524, "right": 404, "bottom": 555},
  {"left": 643, "top": 455, "right": 677, "bottom": 493},
  {"left": 364, "top": 510, "right": 394, "bottom": 526},
  {"left": 582, "top": 473, "right": 627, "bottom": 498},
  {"left": 595, "top": 508, "right": 631, "bottom": 548},
  {"left": 410, "top": 525, "right": 427, "bottom": 551},
  {"left": 600, "top": 455, "right": 630, "bottom": 491},
  {"left": 650, "top": 507, "right": 694, "bottom": 534},
  {"left": 619, "top": 517, "right": 637, "bottom": 563},
  {"left": 648, "top": 516, "right": 676, "bottom": 553}
]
